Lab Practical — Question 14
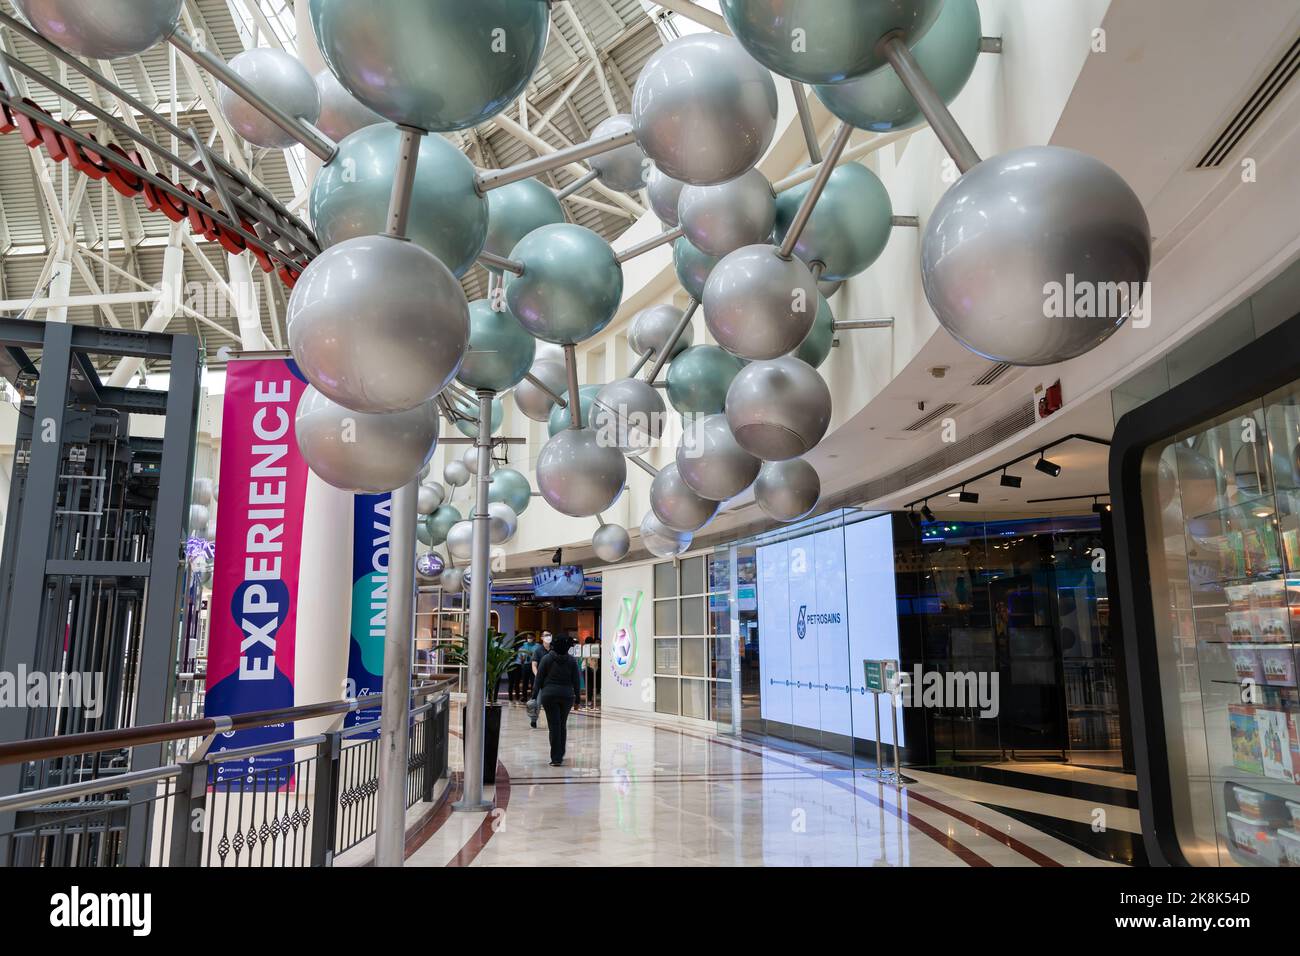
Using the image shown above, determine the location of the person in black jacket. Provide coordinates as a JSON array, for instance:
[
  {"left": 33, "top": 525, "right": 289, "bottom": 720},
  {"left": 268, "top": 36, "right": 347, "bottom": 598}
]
[{"left": 533, "top": 633, "right": 582, "bottom": 766}]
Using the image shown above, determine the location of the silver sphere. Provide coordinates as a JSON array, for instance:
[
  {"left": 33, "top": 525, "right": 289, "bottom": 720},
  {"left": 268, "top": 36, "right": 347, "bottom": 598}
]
[
  {"left": 719, "top": 0, "right": 942, "bottom": 83},
  {"left": 444, "top": 460, "right": 470, "bottom": 488},
  {"left": 628, "top": 304, "right": 694, "bottom": 362},
  {"left": 457, "top": 299, "right": 536, "bottom": 391},
  {"left": 921, "top": 146, "right": 1152, "bottom": 366},
  {"left": 309, "top": 0, "right": 549, "bottom": 132},
  {"left": 191, "top": 477, "right": 214, "bottom": 507},
  {"left": 754, "top": 459, "right": 821, "bottom": 523},
  {"left": 13, "top": 0, "right": 182, "bottom": 60},
  {"left": 446, "top": 520, "right": 474, "bottom": 562},
  {"left": 422, "top": 479, "right": 447, "bottom": 505},
  {"left": 218, "top": 48, "right": 320, "bottom": 150},
  {"left": 505, "top": 224, "right": 624, "bottom": 345},
  {"left": 676, "top": 413, "right": 761, "bottom": 501},
  {"left": 288, "top": 235, "right": 470, "bottom": 414},
  {"left": 440, "top": 567, "right": 466, "bottom": 594},
  {"left": 725, "top": 356, "right": 832, "bottom": 461},
  {"left": 515, "top": 359, "right": 567, "bottom": 423},
  {"left": 640, "top": 512, "right": 692, "bottom": 559},
  {"left": 592, "top": 523, "right": 631, "bottom": 563},
  {"left": 313, "top": 68, "right": 384, "bottom": 141},
  {"left": 488, "top": 502, "right": 518, "bottom": 545},
  {"left": 417, "top": 484, "right": 441, "bottom": 516},
  {"left": 591, "top": 377, "right": 666, "bottom": 454},
  {"left": 482, "top": 180, "right": 565, "bottom": 273},
  {"left": 462, "top": 445, "right": 481, "bottom": 477},
  {"left": 647, "top": 167, "right": 686, "bottom": 227},
  {"left": 426, "top": 505, "right": 461, "bottom": 546},
  {"left": 294, "top": 386, "right": 440, "bottom": 493},
  {"left": 588, "top": 114, "right": 649, "bottom": 192},
  {"left": 774, "top": 163, "right": 892, "bottom": 281},
  {"left": 533, "top": 342, "right": 565, "bottom": 366},
  {"left": 673, "top": 238, "right": 721, "bottom": 300},
  {"left": 188, "top": 504, "right": 210, "bottom": 535},
  {"left": 703, "top": 245, "right": 819, "bottom": 360},
  {"left": 536, "top": 429, "right": 628, "bottom": 518},
  {"left": 678, "top": 169, "right": 776, "bottom": 258},
  {"left": 632, "top": 33, "right": 778, "bottom": 186},
  {"left": 651, "top": 462, "right": 719, "bottom": 533},
  {"left": 488, "top": 467, "right": 532, "bottom": 515},
  {"left": 311, "top": 124, "right": 487, "bottom": 277}
]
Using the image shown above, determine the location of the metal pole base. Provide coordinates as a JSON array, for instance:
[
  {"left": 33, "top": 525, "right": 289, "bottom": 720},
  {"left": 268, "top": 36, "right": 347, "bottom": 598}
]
[{"left": 451, "top": 799, "right": 495, "bottom": 813}]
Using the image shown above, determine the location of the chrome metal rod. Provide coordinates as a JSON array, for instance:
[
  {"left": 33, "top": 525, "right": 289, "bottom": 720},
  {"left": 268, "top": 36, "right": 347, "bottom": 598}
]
[
  {"left": 556, "top": 168, "right": 600, "bottom": 200},
  {"left": 628, "top": 455, "right": 660, "bottom": 478},
  {"left": 778, "top": 122, "right": 853, "bottom": 259},
  {"left": 616, "top": 226, "right": 684, "bottom": 264},
  {"left": 980, "top": 36, "right": 1003, "bottom": 53},
  {"left": 477, "top": 128, "right": 637, "bottom": 192},
  {"left": 891, "top": 215, "right": 919, "bottom": 228},
  {"left": 791, "top": 81, "right": 823, "bottom": 164},
  {"left": 386, "top": 126, "right": 424, "bottom": 239},
  {"left": 524, "top": 371, "right": 567, "bottom": 409},
  {"left": 455, "top": 390, "right": 496, "bottom": 812},
  {"left": 166, "top": 27, "right": 337, "bottom": 162},
  {"left": 477, "top": 250, "right": 526, "bottom": 275},
  {"left": 834, "top": 318, "right": 895, "bottom": 330},
  {"left": 879, "top": 33, "right": 981, "bottom": 174},
  {"left": 563, "top": 344, "right": 583, "bottom": 429},
  {"left": 629, "top": 349, "right": 653, "bottom": 377},
  {"left": 653, "top": 0, "right": 731, "bottom": 33},
  {"left": 644, "top": 298, "right": 699, "bottom": 384},
  {"left": 375, "top": 479, "right": 417, "bottom": 863}
]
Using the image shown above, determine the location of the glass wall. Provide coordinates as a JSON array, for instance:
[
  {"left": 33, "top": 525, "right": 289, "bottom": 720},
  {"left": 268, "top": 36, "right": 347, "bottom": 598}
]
[
  {"left": 1143, "top": 384, "right": 1300, "bottom": 867},
  {"left": 652, "top": 551, "right": 734, "bottom": 724}
]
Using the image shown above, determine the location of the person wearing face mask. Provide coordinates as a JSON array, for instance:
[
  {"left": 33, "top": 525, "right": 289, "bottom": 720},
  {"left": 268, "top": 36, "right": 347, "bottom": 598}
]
[
  {"left": 533, "top": 633, "right": 582, "bottom": 766},
  {"left": 528, "top": 632, "right": 553, "bottom": 728}
]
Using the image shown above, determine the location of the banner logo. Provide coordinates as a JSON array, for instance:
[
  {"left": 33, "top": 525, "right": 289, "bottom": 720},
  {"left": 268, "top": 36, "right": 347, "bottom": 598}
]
[{"left": 610, "top": 591, "right": 643, "bottom": 687}]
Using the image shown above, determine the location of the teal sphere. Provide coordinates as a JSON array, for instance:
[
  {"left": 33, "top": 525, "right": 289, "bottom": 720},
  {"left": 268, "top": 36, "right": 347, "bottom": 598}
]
[
  {"left": 666, "top": 346, "right": 744, "bottom": 415},
  {"left": 814, "top": 0, "right": 981, "bottom": 132},
  {"left": 720, "top": 0, "right": 942, "bottom": 84},
  {"left": 452, "top": 393, "right": 504, "bottom": 439},
  {"left": 488, "top": 467, "right": 532, "bottom": 515},
  {"left": 548, "top": 385, "right": 602, "bottom": 436},
  {"left": 673, "top": 237, "right": 721, "bottom": 301},
  {"left": 794, "top": 295, "right": 835, "bottom": 369},
  {"left": 425, "top": 505, "right": 461, "bottom": 547},
  {"left": 483, "top": 179, "right": 565, "bottom": 272},
  {"left": 775, "top": 163, "right": 892, "bottom": 281},
  {"left": 309, "top": 0, "right": 549, "bottom": 132},
  {"left": 506, "top": 224, "right": 624, "bottom": 345},
  {"left": 457, "top": 299, "right": 536, "bottom": 391},
  {"left": 310, "top": 123, "right": 487, "bottom": 277}
]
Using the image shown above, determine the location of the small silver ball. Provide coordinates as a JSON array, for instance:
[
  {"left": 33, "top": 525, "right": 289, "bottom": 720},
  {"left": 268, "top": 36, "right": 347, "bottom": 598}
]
[
  {"left": 313, "top": 68, "right": 384, "bottom": 141},
  {"left": 536, "top": 428, "right": 628, "bottom": 518},
  {"left": 488, "top": 502, "right": 518, "bottom": 544},
  {"left": 640, "top": 512, "right": 692, "bottom": 558},
  {"left": 754, "top": 459, "right": 821, "bottom": 523},
  {"left": 416, "top": 484, "right": 441, "bottom": 515},
  {"left": 629, "top": 304, "right": 694, "bottom": 362},
  {"left": 725, "top": 356, "right": 832, "bottom": 461},
  {"left": 13, "top": 0, "right": 182, "bottom": 60},
  {"left": 446, "top": 519, "right": 474, "bottom": 561},
  {"left": 703, "top": 245, "right": 818, "bottom": 360},
  {"left": 647, "top": 166, "right": 686, "bottom": 227},
  {"left": 588, "top": 114, "right": 649, "bottom": 192},
  {"left": 444, "top": 460, "right": 470, "bottom": 487},
  {"left": 678, "top": 169, "right": 776, "bottom": 258},
  {"left": 651, "top": 462, "right": 719, "bottom": 533},
  {"left": 440, "top": 567, "right": 466, "bottom": 593},
  {"left": 515, "top": 359, "right": 568, "bottom": 423},
  {"left": 676, "top": 413, "right": 761, "bottom": 501},
  {"left": 591, "top": 377, "right": 666, "bottom": 454},
  {"left": 592, "top": 523, "right": 631, "bottom": 563},
  {"left": 218, "top": 48, "right": 320, "bottom": 150}
]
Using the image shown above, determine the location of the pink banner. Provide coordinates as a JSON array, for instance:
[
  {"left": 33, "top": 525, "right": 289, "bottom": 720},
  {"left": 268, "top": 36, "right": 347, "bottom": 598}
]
[{"left": 204, "top": 357, "right": 310, "bottom": 786}]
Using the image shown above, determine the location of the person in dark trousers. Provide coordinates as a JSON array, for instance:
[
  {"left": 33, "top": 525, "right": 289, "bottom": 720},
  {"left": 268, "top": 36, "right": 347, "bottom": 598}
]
[
  {"left": 528, "top": 631, "right": 552, "bottom": 728},
  {"left": 533, "top": 633, "right": 581, "bottom": 766}
]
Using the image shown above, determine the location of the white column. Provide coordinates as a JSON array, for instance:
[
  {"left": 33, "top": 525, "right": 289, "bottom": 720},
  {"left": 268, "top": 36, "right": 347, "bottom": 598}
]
[
  {"left": 45, "top": 258, "right": 72, "bottom": 324},
  {"left": 228, "top": 251, "right": 265, "bottom": 350},
  {"left": 107, "top": 228, "right": 185, "bottom": 387}
]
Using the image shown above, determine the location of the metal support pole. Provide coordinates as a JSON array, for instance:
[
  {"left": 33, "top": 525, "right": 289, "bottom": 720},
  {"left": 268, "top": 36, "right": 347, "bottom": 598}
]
[
  {"left": 980, "top": 36, "right": 1003, "bottom": 54},
  {"left": 166, "top": 27, "right": 338, "bottom": 162},
  {"left": 629, "top": 349, "right": 653, "bottom": 378},
  {"left": 891, "top": 215, "right": 919, "bottom": 228},
  {"left": 791, "top": 82, "right": 823, "bottom": 164},
  {"left": 476, "top": 128, "right": 637, "bottom": 192},
  {"left": 563, "top": 344, "right": 583, "bottom": 429},
  {"left": 644, "top": 298, "right": 699, "bottom": 384},
  {"left": 454, "top": 390, "right": 496, "bottom": 811},
  {"left": 523, "top": 371, "right": 568, "bottom": 408},
  {"left": 616, "top": 226, "right": 684, "bottom": 264},
  {"left": 556, "top": 168, "right": 600, "bottom": 200},
  {"left": 386, "top": 126, "right": 424, "bottom": 236},
  {"left": 628, "top": 455, "right": 660, "bottom": 478},
  {"left": 879, "top": 34, "right": 981, "bottom": 174},
  {"left": 874, "top": 691, "right": 883, "bottom": 776},
  {"left": 478, "top": 250, "right": 526, "bottom": 275},
  {"left": 833, "top": 318, "right": 895, "bottom": 331},
  {"left": 778, "top": 122, "right": 853, "bottom": 260},
  {"left": 890, "top": 692, "right": 902, "bottom": 787}
]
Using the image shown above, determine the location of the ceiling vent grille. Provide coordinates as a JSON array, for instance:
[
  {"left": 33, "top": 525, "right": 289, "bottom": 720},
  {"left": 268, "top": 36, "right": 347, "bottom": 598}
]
[
  {"left": 904, "top": 402, "right": 959, "bottom": 432},
  {"left": 1196, "top": 34, "right": 1300, "bottom": 168},
  {"left": 972, "top": 362, "right": 1013, "bottom": 387}
]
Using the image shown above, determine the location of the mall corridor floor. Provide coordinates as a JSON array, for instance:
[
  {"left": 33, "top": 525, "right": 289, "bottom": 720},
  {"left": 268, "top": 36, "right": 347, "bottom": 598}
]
[{"left": 404, "top": 704, "right": 1124, "bottom": 867}]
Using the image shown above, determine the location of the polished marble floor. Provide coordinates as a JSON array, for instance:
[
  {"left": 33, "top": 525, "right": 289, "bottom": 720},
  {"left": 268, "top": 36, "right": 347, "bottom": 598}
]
[{"left": 404, "top": 703, "right": 1126, "bottom": 867}]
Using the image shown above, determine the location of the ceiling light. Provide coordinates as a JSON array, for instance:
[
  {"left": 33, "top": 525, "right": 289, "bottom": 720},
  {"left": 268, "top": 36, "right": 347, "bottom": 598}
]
[
  {"left": 1000, "top": 470, "right": 1021, "bottom": 488},
  {"left": 958, "top": 487, "right": 979, "bottom": 504},
  {"left": 1035, "top": 455, "right": 1062, "bottom": 477},
  {"left": 920, "top": 502, "right": 936, "bottom": 522}
]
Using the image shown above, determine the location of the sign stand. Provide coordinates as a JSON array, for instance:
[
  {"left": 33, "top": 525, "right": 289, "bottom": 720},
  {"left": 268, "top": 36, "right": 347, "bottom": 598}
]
[{"left": 863, "top": 659, "right": 901, "bottom": 787}]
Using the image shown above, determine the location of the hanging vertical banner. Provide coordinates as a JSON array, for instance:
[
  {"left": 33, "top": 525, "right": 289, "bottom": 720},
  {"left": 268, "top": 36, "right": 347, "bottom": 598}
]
[
  {"left": 346, "top": 493, "right": 392, "bottom": 736},
  {"left": 205, "top": 357, "right": 310, "bottom": 787}
]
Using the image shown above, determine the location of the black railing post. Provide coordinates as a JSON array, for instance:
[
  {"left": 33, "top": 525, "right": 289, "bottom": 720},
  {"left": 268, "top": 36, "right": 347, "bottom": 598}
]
[
  {"left": 421, "top": 705, "right": 437, "bottom": 803},
  {"left": 168, "top": 762, "right": 208, "bottom": 867},
  {"left": 310, "top": 732, "right": 341, "bottom": 867}
]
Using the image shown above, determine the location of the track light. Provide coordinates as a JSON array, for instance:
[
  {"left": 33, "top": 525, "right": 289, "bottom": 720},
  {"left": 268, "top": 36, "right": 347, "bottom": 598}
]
[
  {"left": 957, "top": 487, "right": 979, "bottom": 504},
  {"left": 1092, "top": 498, "right": 1111, "bottom": 515},
  {"left": 552, "top": 547, "right": 563, "bottom": 565},
  {"left": 920, "top": 502, "right": 936, "bottom": 522},
  {"left": 907, "top": 508, "right": 922, "bottom": 529},
  {"left": 1035, "top": 455, "right": 1062, "bottom": 477},
  {"left": 999, "top": 469, "right": 1021, "bottom": 488}
]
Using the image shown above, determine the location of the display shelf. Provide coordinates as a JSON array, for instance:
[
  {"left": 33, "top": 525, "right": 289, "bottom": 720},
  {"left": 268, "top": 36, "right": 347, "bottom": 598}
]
[{"left": 1217, "top": 766, "right": 1300, "bottom": 800}]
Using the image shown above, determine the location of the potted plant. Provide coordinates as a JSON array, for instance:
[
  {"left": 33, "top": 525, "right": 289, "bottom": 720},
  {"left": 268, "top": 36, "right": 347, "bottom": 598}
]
[{"left": 448, "top": 628, "right": 523, "bottom": 785}]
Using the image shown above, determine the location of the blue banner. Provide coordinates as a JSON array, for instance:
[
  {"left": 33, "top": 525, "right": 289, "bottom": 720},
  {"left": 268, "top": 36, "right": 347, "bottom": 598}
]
[{"left": 347, "top": 493, "right": 391, "bottom": 735}]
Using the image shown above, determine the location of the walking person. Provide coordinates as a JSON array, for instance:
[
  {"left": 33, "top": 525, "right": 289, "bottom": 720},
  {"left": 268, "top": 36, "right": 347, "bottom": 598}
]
[
  {"left": 533, "top": 633, "right": 581, "bottom": 766},
  {"left": 517, "top": 632, "right": 540, "bottom": 702},
  {"left": 528, "top": 631, "right": 552, "bottom": 728}
]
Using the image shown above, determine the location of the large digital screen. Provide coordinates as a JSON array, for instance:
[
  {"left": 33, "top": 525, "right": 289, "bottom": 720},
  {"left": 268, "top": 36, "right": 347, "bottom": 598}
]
[
  {"left": 532, "top": 565, "right": 586, "bottom": 597},
  {"left": 756, "top": 515, "right": 903, "bottom": 747}
]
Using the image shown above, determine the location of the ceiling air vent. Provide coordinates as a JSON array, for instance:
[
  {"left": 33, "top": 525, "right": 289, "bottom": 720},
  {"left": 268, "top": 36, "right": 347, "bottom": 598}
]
[
  {"left": 971, "top": 362, "right": 1013, "bottom": 387},
  {"left": 904, "top": 402, "right": 959, "bottom": 432},
  {"left": 1196, "top": 34, "right": 1300, "bottom": 168}
]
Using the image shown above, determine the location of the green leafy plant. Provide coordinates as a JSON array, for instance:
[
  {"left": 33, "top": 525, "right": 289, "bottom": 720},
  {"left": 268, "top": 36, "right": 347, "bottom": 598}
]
[{"left": 447, "top": 628, "right": 524, "bottom": 704}]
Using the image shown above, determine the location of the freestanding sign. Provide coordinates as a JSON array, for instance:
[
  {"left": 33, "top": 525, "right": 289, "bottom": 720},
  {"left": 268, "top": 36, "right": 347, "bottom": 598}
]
[
  {"left": 346, "top": 493, "right": 392, "bottom": 736},
  {"left": 204, "top": 358, "right": 310, "bottom": 787}
]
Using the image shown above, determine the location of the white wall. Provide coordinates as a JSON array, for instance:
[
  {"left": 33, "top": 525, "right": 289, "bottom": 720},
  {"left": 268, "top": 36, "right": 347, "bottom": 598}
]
[{"left": 600, "top": 560, "right": 656, "bottom": 714}]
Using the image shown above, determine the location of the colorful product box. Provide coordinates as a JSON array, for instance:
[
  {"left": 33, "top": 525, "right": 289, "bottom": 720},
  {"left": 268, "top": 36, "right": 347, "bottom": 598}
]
[
  {"left": 1257, "top": 708, "right": 1300, "bottom": 783},
  {"left": 1231, "top": 645, "right": 1264, "bottom": 684},
  {"left": 1230, "top": 705, "right": 1263, "bottom": 775},
  {"left": 1255, "top": 606, "right": 1291, "bottom": 642},
  {"left": 1226, "top": 611, "right": 1257, "bottom": 641},
  {"left": 1258, "top": 647, "right": 1298, "bottom": 687}
]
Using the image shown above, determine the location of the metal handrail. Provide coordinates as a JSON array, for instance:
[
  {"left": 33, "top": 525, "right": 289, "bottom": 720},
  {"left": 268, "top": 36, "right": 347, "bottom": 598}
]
[{"left": 0, "top": 678, "right": 457, "bottom": 767}]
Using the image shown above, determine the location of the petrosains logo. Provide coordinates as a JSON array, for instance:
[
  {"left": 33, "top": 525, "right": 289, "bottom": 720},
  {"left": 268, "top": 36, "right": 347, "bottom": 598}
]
[
  {"left": 797, "top": 604, "right": 807, "bottom": 639},
  {"left": 798, "top": 604, "right": 842, "bottom": 639},
  {"left": 50, "top": 886, "right": 151, "bottom": 936}
]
